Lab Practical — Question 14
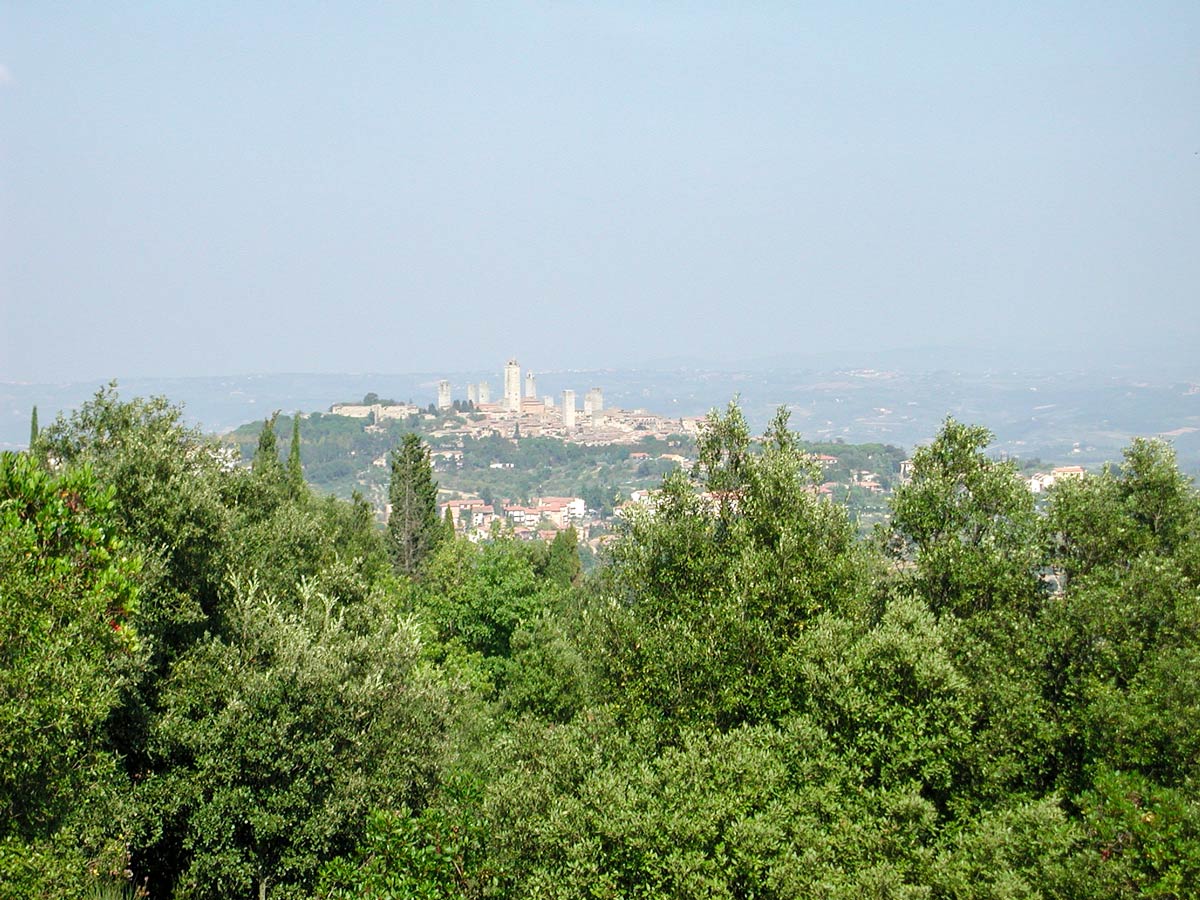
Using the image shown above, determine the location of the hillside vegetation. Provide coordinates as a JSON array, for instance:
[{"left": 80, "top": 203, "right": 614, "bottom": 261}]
[
  {"left": 224, "top": 408, "right": 907, "bottom": 523},
  {"left": 4, "top": 386, "right": 1199, "bottom": 899}
]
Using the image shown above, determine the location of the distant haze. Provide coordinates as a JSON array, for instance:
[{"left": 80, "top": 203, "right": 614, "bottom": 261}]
[{"left": 2, "top": 4, "right": 1198, "bottom": 381}]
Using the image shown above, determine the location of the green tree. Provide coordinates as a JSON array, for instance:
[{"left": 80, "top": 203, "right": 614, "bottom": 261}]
[
  {"left": 28, "top": 405, "right": 37, "bottom": 448},
  {"left": 318, "top": 776, "right": 489, "bottom": 900},
  {"left": 1046, "top": 437, "right": 1199, "bottom": 587},
  {"left": 37, "top": 385, "right": 235, "bottom": 675},
  {"left": 1065, "top": 768, "right": 1200, "bottom": 897},
  {"left": 546, "top": 527, "right": 582, "bottom": 588},
  {"left": 36, "top": 386, "right": 405, "bottom": 895},
  {"left": 388, "top": 433, "right": 443, "bottom": 576},
  {"left": 142, "top": 574, "right": 448, "bottom": 900},
  {"left": 888, "top": 417, "right": 1042, "bottom": 619},
  {"left": 1042, "top": 439, "right": 1200, "bottom": 799},
  {"left": 417, "top": 537, "right": 552, "bottom": 665},
  {"left": 252, "top": 411, "right": 283, "bottom": 480},
  {"left": 0, "top": 452, "right": 142, "bottom": 896},
  {"left": 598, "top": 403, "right": 868, "bottom": 731},
  {"left": 286, "top": 412, "right": 305, "bottom": 499},
  {"left": 887, "top": 418, "right": 1056, "bottom": 803}
]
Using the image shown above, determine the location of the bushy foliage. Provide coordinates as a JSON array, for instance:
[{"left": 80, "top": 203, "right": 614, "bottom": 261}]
[
  {"left": 6, "top": 387, "right": 452, "bottom": 899},
  {"left": 0, "top": 453, "right": 142, "bottom": 897},
  {"left": 1042, "top": 438, "right": 1200, "bottom": 801},
  {"left": 141, "top": 575, "right": 446, "bottom": 900},
  {"left": 10, "top": 392, "right": 1200, "bottom": 898},
  {"left": 889, "top": 417, "right": 1042, "bottom": 619},
  {"left": 595, "top": 404, "right": 871, "bottom": 730}
]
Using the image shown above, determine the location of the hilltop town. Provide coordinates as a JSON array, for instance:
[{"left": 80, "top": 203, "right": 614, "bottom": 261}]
[
  {"left": 297, "top": 359, "right": 918, "bottom": 547},
  {"left": 330, "top": 358, "right": 707, "bottom": 446},
  {"left": 214, "top": 357, "right": 1123, "bottom": 551},
  {"left": 320, "top": 358, "right": 705, "bottom": 546}
]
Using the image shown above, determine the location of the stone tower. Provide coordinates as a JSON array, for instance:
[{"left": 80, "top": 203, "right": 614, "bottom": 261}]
[
  {"left": 504, "top": 359, "right": 521, "bottom": 412},
  {"left": 562, "top": 389, "right": 576, "bottom": 430}
]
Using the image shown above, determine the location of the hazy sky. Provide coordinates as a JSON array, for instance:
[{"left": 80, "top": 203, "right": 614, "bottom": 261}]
[{"left": 2, "top": 3, "right": 1198, "bottom": 382}]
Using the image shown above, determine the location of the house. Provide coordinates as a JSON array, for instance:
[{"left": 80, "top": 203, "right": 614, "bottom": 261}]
[
  {"left": 536, "top": 496, "right": 586, "bottom": 523},
  {"left": 502, "top": 496, "right": 586, "bottom": 530},
  {"left": 1029, "top": 466, "right": 1087, "bottom": 493},
  {"left": 1029, "top": 473, "right": 1054, "bottom": 493},
  {"left": 440, "top": 498, "right": 496, "bottom": 532},
  {"left": 1051, "top": 466, "right": 1086, "bottom": 479}
]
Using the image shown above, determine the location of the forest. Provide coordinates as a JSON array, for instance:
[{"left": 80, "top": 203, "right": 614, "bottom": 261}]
[{"left": 3, "top": 384, "right": 1198, "bottom": 899}]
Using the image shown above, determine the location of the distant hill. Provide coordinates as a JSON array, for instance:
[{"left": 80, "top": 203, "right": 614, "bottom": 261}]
[{"left": 6, "top": 365, "right": 1199, "bottom": 473}]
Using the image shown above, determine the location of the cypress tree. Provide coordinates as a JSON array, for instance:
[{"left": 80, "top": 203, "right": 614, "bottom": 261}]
[
  {"left": 387, "top": 433, "right": 443, "bottom": 576},
  {"left": 547, "top": 526, "right": 582, "bottom": 587},
  {"left": 28, "top": 406, "right": 38, "bottom": 449},
  {"left": 286, "top": 412, "right": 305, "bottom": 498},
  {"left": 252, "top": 411, "right": 282, "bottom": 479}
]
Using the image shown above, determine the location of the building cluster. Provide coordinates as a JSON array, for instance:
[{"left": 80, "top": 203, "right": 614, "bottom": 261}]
[
  {"left": 329, "top": 401, "right": 420, "bottom": 420},
  {"left": 426, "top": 358, "right": 704, "bottom": 446},
  {"left": 331, "top": 358, "right": 703, "bottom": 446},
  {"left": 440, "top": 494, "right": 588, "bottom": 542}
]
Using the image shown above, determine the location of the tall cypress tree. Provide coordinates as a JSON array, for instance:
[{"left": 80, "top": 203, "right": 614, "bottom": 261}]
[
  {"left": 387, "top": 433, "right": 442, "bottom": 576},
  {"left": 286, "top": 412, "right": 305, "bottom": 498},
  {"left": 547, "top": 526, "right": 582, "bottom": 587},
  {"left": 28, "top": 406, "right": 38, "bottom": 449},
  {"left": 252, "top": 411, "right": 282, "bottom": 479}
]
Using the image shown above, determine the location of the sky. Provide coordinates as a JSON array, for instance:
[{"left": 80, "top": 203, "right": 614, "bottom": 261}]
[{"left": 2, "top": 2, "right": 1198, "bottom": 382}]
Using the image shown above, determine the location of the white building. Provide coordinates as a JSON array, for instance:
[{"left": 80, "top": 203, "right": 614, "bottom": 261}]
[
  {"left": 1030, "top": 465, "right": 1087, "bottom": 493},
  {"left": 437, "top": 380, "right": 452, "bottom": 410},
  {"left": 525, "top": 371, "right": 537, "bottom": 400}
]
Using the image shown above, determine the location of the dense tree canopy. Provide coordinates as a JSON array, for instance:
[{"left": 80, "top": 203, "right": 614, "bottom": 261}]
[{"left": 4, "top": 391, "right": 1199, "bottom": 899}]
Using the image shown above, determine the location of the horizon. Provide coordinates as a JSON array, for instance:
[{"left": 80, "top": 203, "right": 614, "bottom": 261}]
[
  {"left": 3, "top": 336, "right": 1198, "bottom": 387},
  {"left": 6, "top": 362, "right": 1200, "bottom": 477}
]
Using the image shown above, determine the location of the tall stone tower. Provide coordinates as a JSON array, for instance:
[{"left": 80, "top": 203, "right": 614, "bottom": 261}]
[
  {"left": 504, "top": 359, "right": 521, "bottom": 412},
  {"left": 467, "top": 384, "right": 478, "bottom": 404},
  {"left": 437, "top": 380, "right": 452, "bottom": 410},
  {"left": 562, "top": 389, "right": 576, "bottom": 430},
  {"left": 525, "top": 371, "right": 537, "bottom": 400},
  {"left": 478, "top": 382, "right": 490, "bottom": 404},
  {"left": 585, "top": 387, "right": 604, "bottom": 413}
]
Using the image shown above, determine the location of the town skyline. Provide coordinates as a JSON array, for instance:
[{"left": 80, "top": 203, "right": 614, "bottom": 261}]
[{"left": 333, "top": 356, "right": 705, "bottom": 449}]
